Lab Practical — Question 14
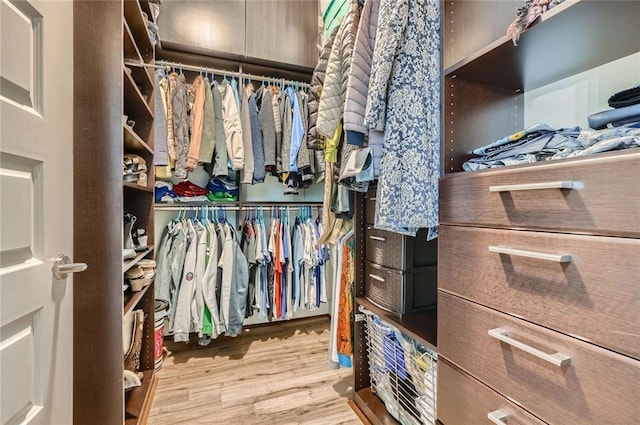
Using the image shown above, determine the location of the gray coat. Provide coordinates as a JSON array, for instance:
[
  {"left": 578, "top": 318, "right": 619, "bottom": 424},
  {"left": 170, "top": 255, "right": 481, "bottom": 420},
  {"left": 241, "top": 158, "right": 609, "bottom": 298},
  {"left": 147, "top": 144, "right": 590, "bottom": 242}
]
[
  {"left": 307, "top": 27, "right": 339, "bottom": 151},
  {"left": 256, "top": 87, "right": 277, "bottom": 167}
]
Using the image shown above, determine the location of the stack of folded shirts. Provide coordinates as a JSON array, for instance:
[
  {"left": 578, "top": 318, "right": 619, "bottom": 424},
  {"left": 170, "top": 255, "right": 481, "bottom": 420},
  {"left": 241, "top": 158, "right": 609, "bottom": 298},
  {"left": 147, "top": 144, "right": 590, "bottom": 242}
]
[
  {"left": 588, "top": 83, "right": 640, "bottom": 129},
  {"left": 155, "top": 181, "right": 176, "bottom": 203},
  {"left": 463, "top": 124, "right": 581, "bottom": 171},
  {"left": 123, "top": 154, "right": 148, "bottom": 186},
  {"left": 464, "top": 124, "right": 640, "bottom": 171},
  {"left": 174, "top": 181, "right": 208, "bottom": 198},
  {"left": 206, "top": 177, "right": 239, "bottom": 202}
]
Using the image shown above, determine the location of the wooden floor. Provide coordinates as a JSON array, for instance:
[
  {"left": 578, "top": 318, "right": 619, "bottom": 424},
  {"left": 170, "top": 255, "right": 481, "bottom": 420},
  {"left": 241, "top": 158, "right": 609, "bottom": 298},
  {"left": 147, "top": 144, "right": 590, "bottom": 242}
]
[{"left": 148, "top": 316, "right": 362, "bottom": 425}]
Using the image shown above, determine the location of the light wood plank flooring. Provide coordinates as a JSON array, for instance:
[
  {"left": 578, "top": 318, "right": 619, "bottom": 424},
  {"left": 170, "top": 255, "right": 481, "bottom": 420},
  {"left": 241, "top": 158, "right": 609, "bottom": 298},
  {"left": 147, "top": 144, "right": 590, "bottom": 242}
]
[{"left": 148, "top": 316, "right": 361, "bottom": 425}]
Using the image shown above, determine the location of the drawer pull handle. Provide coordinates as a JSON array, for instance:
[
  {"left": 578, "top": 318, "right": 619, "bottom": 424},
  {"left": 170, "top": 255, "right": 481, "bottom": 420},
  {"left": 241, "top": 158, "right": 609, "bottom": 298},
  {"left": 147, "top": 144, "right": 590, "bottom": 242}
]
[
  {"left": 369, "top": 236, "right": 386, "bottom": 242},
  {"left": 487, "top": 410, "right": 510, "bottom": 425},
  {"left": 489, "top": 180, "right": 575, "bottom": 192},
  {"left": 489, "top": 246, "right": 572, "bottom": 263},
  {"left": 368, "top": 273, "right": 385, "bottom": 283},
  {"left": 369, "top": 197, "right": 377, "bottom": 201},
  {"left": 489, "top": 327, "right": 572, "bottom": 367}
]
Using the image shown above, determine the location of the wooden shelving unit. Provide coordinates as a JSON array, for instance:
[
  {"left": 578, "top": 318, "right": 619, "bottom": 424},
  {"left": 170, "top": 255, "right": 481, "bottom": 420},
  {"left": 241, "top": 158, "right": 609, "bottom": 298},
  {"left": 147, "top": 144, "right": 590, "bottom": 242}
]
[
  {"left": 124, "top": 0, "right": 154, "bottom": 63},
  {"left": 122, "top": 1, "right": 157, "bottom": 423},
  {"left": 444, "top": 0, "right": 640, "bottom": 92}
]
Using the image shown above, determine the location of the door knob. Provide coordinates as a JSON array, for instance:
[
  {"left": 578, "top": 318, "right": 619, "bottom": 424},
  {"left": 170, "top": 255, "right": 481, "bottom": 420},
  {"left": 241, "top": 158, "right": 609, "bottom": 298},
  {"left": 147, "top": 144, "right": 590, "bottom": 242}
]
[{"left": 52, "top": 254, "right": 88, "bottom": 280}]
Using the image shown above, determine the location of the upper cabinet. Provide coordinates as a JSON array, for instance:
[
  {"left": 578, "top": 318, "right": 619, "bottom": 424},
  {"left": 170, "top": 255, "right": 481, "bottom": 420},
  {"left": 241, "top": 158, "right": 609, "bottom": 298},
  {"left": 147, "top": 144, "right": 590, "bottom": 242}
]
[
  {"left": 245, "top": 0, "right": 319, "bottom": 68},
  {"left": 157, "top": 0, "right": 319, "bottom": 69},
  {"left": 157, "top": 0, "right": 247, "bottom": 57}
]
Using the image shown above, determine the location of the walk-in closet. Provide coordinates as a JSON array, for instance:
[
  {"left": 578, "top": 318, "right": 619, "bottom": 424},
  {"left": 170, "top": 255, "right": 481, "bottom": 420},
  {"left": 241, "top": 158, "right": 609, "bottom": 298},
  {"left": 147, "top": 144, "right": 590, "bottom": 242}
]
[{"left": 1, "top": 0, "right": 638, "bottom": 424}]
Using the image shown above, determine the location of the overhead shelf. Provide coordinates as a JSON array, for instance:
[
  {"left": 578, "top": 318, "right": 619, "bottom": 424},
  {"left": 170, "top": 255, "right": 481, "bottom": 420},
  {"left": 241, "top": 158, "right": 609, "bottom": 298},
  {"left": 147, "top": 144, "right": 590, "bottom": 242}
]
[
  {"left": 357, "top": 297, "right": 437, "bottom": 352},
  {"left": 444, "top": 0, "right": 640, "bottom": 92},
  {"left": 124, "top": 0, "right": 154, "bottom": 63}
]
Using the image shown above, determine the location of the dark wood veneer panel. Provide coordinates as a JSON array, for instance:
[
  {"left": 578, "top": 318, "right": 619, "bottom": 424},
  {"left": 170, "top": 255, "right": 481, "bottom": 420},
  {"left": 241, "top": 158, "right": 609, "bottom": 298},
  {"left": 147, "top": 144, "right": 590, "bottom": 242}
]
[{"left": 73, "top": 1, "right": 124, "bottom": 424}]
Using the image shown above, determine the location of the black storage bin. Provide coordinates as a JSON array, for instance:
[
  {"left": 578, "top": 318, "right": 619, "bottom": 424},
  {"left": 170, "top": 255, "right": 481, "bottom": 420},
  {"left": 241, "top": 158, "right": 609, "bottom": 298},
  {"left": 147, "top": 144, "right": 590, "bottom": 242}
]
[{"left": 364, "top": 261, "right": 437, "bottom": 317}]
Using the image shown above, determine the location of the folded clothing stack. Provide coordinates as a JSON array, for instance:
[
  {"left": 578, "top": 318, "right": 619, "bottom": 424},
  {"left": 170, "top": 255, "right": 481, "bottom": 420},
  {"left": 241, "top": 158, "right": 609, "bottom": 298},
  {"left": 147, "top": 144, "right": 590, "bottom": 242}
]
[
  {"left": 464, "top": 124, "right": 640, "bottom": 171},
  {"left": 206, "top": 177, "right": 239, "bottom": 202},
  {"left": 123, "top": 154, "right": 148, "bottom": 186},
  {"left": 588, "top": 83, "right": 640, "bottom": 130},
  {"left": 174, "top": 181, "right": 208, "bottom": 198},
  {"left": 155, "top": 181, "right": 176, "bottom": 203}
]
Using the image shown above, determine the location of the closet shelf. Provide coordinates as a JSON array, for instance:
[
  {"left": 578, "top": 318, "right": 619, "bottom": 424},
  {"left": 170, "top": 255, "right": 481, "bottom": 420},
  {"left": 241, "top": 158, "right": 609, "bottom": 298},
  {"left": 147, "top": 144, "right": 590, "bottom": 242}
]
[
  {"left": 124, "top": 67, "right": 154, "bottom": 121},
  {"left": 354, "top": 387, "right": 399, "bottom": 425},
  {"left": 125, "top": 369, "right": 158, "bottom": 425},
  {"left": 123, "top": 19, "right": 143, "bottom": 64},
  {"left": 155, "top": 201, "right": 240, "bottom": 209},
  {"left": 444, "top": 0, "right": 640, "bottom": 92},
  {"left": 123, "top": 0, "right": 154, "bottom": 63},
  {"left": 124, "top": 181, "right": 154, "bottom": 193},
  {"left": 124, "top": 282, "right": 153, "bottom": 316},
  {"left": 356, "top": 297, "right": 437, "bottom": 352},
  {"left": 124, "top": 247, "right": 155, "bottom": 273},
  {"left": 124, "top": 124, "right": 154, "bottom": 155}
]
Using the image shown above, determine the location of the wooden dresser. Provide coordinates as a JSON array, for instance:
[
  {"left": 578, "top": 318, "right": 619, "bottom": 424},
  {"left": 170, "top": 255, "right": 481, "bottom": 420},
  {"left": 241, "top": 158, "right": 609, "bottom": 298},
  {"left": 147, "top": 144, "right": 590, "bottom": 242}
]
[
  {"left": 438, "top": 152, "right": 640, "bottom": 424},
  {"left": 438, "top": 1, "right": 640, "bottom": 424}
]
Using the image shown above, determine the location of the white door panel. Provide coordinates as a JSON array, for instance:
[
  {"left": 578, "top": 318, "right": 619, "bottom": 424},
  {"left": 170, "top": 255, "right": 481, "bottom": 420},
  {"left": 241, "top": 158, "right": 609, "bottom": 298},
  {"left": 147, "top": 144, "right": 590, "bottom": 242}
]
[{"left": 1, "top": 0, "right": 74, "bottom": 424}]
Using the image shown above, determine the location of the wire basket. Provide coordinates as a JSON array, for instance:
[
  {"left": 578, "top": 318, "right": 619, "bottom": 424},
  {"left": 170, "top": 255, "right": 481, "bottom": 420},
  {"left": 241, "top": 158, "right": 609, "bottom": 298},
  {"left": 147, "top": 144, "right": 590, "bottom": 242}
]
[{"left": 362, "top": 307, "right": 437, "bottom": 425}]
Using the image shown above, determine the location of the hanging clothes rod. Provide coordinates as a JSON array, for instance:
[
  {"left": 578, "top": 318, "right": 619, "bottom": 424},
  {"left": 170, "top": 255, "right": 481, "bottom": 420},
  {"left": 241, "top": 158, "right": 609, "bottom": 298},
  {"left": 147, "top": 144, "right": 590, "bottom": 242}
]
[
  {"left": 124, "top": 59, "right": 310, "bottom": 88},
  {"left": 155, "top": 204, "right": 321, "bottom": 211}
]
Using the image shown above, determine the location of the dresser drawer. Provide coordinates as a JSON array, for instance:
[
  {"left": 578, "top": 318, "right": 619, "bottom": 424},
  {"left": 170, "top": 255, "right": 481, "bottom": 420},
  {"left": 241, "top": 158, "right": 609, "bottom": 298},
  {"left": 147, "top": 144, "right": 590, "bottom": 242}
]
[
  {"left": 438, "top": 292, "right": 640, "bottom": 425},
  {"left": 438, "top": 358, "right": 546, "bottom": 425},
  {"left": 364, "top": 261, "right": 437, "bottom": 316},
  {"left": 440, "top": 151, "right": 640, "bottom": 237},
  {"left": 439, "top": 225, "right": 640, "bottom": 360},
  {"left": 366, "top": 226, "right": 437, "bottom": 271}
]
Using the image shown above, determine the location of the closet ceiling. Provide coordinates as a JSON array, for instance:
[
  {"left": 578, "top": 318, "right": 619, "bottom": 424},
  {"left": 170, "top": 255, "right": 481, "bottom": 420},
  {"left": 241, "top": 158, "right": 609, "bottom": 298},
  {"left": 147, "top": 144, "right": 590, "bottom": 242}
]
[{"left": 158, "top": 0, "right": 320, "bottom": 69}]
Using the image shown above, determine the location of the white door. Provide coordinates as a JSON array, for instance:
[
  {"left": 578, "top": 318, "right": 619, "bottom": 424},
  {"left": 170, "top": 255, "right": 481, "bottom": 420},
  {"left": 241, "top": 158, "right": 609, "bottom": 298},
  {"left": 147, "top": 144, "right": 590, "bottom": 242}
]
[{"left": 0, "top": 0, "right": 76, "bottom": 424}]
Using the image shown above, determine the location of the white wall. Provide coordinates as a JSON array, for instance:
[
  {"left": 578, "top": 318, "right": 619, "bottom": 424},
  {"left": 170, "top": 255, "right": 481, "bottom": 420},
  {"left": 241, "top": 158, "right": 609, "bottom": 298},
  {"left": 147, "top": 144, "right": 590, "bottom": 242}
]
[{"left": 524, "top": 52, "right": 640, "bottom": 129}]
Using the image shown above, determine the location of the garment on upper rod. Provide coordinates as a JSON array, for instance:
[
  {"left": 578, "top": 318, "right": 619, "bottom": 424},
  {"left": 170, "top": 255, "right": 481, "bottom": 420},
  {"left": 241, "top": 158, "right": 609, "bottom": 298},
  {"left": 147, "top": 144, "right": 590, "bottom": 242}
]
[
  {"left": 248, "top": 87, "right": 266, "bottom": 184},
  {"left": 187, "top": 75, "right": 206, "bottom": 171},
  {"left": 154, "top": 70, "right": 169, "bottom": 168},
  {"left": 198, "top": 77, "right": 216, "bottom": 164},
  {"left": 240, "top": 85, "right": 255, "bottom": 184},
  {"left": 218, "top": 81, "right": 245, "bottom": 171}
]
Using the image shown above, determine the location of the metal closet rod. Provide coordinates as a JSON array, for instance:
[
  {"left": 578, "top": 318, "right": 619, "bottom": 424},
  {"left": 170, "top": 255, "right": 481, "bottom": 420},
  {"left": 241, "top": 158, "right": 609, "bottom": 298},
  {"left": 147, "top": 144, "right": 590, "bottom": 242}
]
[
  {"left": 155, "top": 204, "right": 322, "bottom": 211},
  {"left": 125, "top": 59, "right": 310, "bottom": 88}
]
